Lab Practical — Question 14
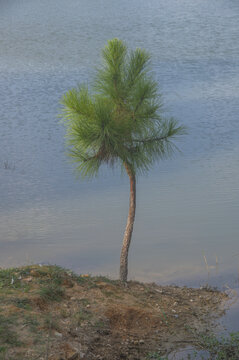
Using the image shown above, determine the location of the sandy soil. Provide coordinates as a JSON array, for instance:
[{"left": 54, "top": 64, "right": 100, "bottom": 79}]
[{"left": 0, "top": 265, "right": 228, "bottom": 359}]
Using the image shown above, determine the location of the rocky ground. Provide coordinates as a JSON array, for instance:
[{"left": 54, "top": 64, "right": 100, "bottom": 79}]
[{"left": 0, "top": 265, "right": 228, "bottom": 359}]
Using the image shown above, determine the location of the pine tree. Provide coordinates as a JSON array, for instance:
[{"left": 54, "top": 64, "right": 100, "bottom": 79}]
[{"left": 60, "top": 39, "right": 186, "bottom": 282}]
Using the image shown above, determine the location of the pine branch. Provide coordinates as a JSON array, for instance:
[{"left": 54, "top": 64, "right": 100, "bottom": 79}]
[{"left": 132, "top": 134, "right": 170, "bottom": 144}]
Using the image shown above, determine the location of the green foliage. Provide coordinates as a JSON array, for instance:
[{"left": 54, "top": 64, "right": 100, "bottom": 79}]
[
  {"left": 23, "top": 315, "right": 40, "bottom": 333},
  {"left": 44, "top": 265, "right": 66, "bottom": 285},
  {"left": 0, "top": 315, "right": 20, "bottom": 347},
  {"left": 11, "top": 297, "right": 32, "bottom": 310},
  {"left": 74, "top": 274, "right": 91, "bottom": 285},
  {"left": 149, "top": 332, "right": 239, "bottom": 360},
  {"left": 93, "top": 319, "right": 106, "bottom": 329},
  {"left": 78, "top": 298, "right": 90, "bottom": 306},
  {"left": 0, "top": 268, "right": 22, "bottom": 289},
  {"left": 38, "top": 283, "right": 65, "bottom": 302},
  {"left": 93, "top": 275, "right": 118, "bottom": 285},
  {"left": 73, "top": 310, "right": 93, "bottom": 325},
  {"left": 43, "top": 314, "right": 60, "bottom": 331},
  {"left": 196, "top": 332, "right": 239, "bottom": 360},
  {"left": 60, "top": 38, "right": 185, "bottom": 178}
]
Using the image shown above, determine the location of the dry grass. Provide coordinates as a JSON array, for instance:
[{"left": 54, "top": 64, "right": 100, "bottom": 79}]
[{"left": 0, "top": 265, "right": 228, "bottom": 360}]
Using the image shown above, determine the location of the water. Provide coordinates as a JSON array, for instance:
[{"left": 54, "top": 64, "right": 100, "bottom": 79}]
[{"left": 0, "top": 0, "right": 239, "bottom": 312}]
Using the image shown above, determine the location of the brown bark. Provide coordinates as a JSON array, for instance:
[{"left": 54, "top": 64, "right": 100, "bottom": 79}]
[{"left": 119, "top": 163, "right": 136, "bottom": 282}]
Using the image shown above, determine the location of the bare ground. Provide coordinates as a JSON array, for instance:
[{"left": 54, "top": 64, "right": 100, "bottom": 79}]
[{"left": 0, "top": 265, "right": 228, "bottom": 359}]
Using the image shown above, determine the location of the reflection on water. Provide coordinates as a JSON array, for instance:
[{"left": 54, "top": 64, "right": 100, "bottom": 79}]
[{"left": 0, "top": 0, "right": 239, "bottom": 302}]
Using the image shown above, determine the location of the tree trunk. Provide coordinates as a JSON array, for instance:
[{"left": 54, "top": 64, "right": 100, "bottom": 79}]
[{"left": 119, "top": 163, "right": 136, "bottom": 282}]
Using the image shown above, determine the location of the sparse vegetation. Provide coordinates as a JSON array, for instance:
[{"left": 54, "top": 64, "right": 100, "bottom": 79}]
[
  {"left": 0, "top": 314, "right": 20, "bottom": 346},
  {"left": 38, "top": 283, "right": 65, "bottom": 302},
  {"left": 0, "top": 264, "right": 229, "bottom": 359},
  {"left": 148, "top": 332, "right": 239, "bottom": 360},
  {"left": 43, "top": 314, "right": 60, "bottom": 331},
  {"left": 11, "top": 297, "right": 32, "bottom": 310},
  {"left": 193, "top": 331, "right": 239, "bottom": 360},
  {"left": 73, "top": 309, "right": 93, "bottom": 325},
  {"left": 22, "top": 314, "right": 40, "bottom": 333}
]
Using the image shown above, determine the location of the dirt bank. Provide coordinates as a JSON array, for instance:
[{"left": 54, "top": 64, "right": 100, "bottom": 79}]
[{"left": 0, "top": 265, "right": 228, "bottom": 359}]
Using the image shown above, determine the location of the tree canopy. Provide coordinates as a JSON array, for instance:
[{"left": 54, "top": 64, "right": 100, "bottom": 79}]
[{"left": 60, "top": 38, "right": 185, "bottom": 178}]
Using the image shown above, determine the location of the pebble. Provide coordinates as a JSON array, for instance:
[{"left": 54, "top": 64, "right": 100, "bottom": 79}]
[{"left": 54, "top": 331, "right": 63, "bottom": 338}]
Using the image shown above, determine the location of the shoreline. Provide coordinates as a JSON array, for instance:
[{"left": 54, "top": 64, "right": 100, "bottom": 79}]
[{"left": 0, "top": 264, "right": 229, "bottom": 359}]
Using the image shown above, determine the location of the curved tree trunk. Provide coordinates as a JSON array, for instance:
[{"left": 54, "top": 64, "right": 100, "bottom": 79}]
[{"left": 120, "top": 163, "right": 136, "bottom": 282}]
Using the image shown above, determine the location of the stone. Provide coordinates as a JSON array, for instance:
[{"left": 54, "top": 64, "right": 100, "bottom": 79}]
[{"left": 54, "top": 331, "right": 63, "bottom": 338}]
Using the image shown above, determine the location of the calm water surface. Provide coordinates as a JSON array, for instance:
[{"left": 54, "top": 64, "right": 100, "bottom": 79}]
[{"left": 1, "top": 0, "right": 239, "bottom": 307}]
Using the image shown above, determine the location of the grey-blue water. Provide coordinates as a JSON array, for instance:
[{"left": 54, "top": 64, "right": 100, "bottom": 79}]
[{"left": 1, "top": 0, "right": 239, "bottom": 328}]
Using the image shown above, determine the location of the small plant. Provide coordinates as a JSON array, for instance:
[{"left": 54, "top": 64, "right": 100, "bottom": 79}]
[
  {"left": 74, "top": 275, "right": 89, "bottom": 285},
  {"left": 47, "top": 265, "right": 67, "bottom": 285},
  {"left": 0, "top": 315, "right": 20, "bottom": 347},
  {"left": 79, "top": 298, "right": 90, "bottom": 306},
  {"left": 38, "top": 283, "right": 65, "bottom": 302},
  {"left": 93, "top": 275, "right": 117, "bottom": 285},
  {"left": 169, "top": 331, "right": 239, "bottom": 360},
  {"left": 34, "top": 265, "right": 67, "bottom": 286},
  {"left": 23, "top": 315, "right": 40, "bottom": 333},
  {"left": 196, "top": 331, "right": 239, "bottom": 359},
  {"left": 43, "top": 315, "right": 60, "bottom": 331},
  {"left": 12, "top": 297, "right": 32, "bottom": 310},
  {"left": 73, "top": 310, "right": 93, "bottom": 325},
  {"left": 93, "top": 320, "right": 106, "bottom": 329},
  {"left": 0, "top": 346, "right": 7, "bottom": 360},
  {"left": 0, "top": 268, "right": 21, "bottom": 289},
  {"left": 100, "top": 289, "right": 116, "bottom": 298},
  {"left": 60, "top": 308, "right": 69, "bottom": 319}
]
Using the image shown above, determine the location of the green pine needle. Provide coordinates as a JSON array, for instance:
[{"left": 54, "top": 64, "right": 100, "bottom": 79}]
[{"left": 60, "top": 38, "right": 186, "bottom": 178}]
